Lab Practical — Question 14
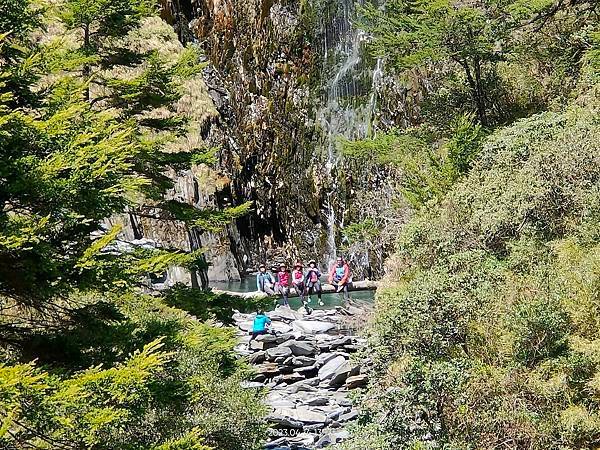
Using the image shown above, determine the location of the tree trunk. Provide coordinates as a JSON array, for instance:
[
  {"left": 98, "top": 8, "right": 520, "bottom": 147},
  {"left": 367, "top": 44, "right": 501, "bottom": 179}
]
[
  {"left": 188, "top": 227, "right": 209, "bottom": 290},
  {"left": 83, "top": 23, "right": 91, "bottom": 102},
  {"left": 460, "top": 59, "right": 488, "bottom": 126},
  {"left": 213, "top": 280, "right": 379, "bottom": 299},
  {"left": 472, "top": 58, "right": 488, "bottom": 126}
]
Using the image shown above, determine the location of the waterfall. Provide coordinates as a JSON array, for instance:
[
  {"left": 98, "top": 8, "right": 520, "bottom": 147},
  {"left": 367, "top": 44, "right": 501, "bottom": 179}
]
[
  {"left": 368, "top": 57, "right": 384, "bottom": 130},
  {"left": 316, "top": 0, "right": 382, "bottom": 269}
]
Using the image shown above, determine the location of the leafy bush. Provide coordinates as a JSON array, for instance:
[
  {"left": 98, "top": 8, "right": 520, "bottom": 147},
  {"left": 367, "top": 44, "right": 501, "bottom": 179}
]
[
  {"left": 341, "top": 99, "right": 600, "bottom": 449},
  {"left": 1, "top": 293, "right": 267, "bottom": 449},
  {"left": 508, "top": 295, "right": 569, "bottom": 367}
]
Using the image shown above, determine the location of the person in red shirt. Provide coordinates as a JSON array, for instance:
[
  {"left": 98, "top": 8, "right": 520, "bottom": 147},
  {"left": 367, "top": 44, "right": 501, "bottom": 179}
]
[
  {"left": 291, "top": 261, "right": 313, "bottom": 314},
  {"left": 291, "top": 261, "right": 307, "bottom": 304},
  {"left": 328, "top": 255, "right": 351, "bottom": 302},
  {"left": 275, "top": 263, "right": 291, "bottom": 306}
]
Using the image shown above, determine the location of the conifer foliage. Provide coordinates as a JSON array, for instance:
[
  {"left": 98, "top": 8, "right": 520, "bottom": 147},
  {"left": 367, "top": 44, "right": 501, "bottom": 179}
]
[{"left": 0, "top": 1, "right": 264, "bottom": 448}]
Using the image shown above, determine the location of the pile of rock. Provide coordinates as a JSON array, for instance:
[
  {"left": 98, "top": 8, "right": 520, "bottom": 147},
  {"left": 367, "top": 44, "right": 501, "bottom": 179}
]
[{"left": 233, "top": 304, "right": 371, "bottom": 449}]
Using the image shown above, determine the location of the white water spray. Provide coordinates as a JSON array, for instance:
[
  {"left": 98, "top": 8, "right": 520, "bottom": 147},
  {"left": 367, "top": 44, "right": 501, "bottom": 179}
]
[{"left": 317, "top": 2, "right": 382, "bottom": 268}]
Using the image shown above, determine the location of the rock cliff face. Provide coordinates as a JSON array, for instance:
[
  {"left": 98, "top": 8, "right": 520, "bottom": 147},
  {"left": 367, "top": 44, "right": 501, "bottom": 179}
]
[
  {"left": 149, "top": 0, "right": 417, "bottom": 283},
  {"left": 189, "top": 0, "right": 325, "bottom": 266},
  {"left": 104, "top": 16, "right": 244, "bottom": 286},
  {"left": 167, "top": 0, "right": 394, "bottom": 272},
  {"left": 108, "top": 166, "right": 243, "bottom": 284}
]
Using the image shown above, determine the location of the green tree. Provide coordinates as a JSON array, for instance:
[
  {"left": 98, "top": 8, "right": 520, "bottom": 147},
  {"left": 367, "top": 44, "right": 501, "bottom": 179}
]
[
  {"left": 357, "top": 0, "right": 510, "bottom": 126},
  {"left": 342, "top": 114, "right": 486, "bottom": 208},
  {"left": 357, "top": 0, "right": 600, "bottom": 127},
  {"left": 52, "top": 0, "right": 244, "bottom": 290},
  {"left": 59, "top": 0, "right": 154, "bottom": 100},
  {"left": 0, "top": 2, "right": 265, "bottom": 448}
]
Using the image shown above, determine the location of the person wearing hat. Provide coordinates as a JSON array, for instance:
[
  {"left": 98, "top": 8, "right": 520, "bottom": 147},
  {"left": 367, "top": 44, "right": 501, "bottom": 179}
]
[
  {"left": 256, "top": 263, "right": 275, "bottom": 295},
  {"left": 291, "top": 261, "right": 309, "bottom": 312},
  {"left": 275, "top": 263, "right": 291, "bottom": 306},
  {"left": 305, "top": 260, "right": 324, "bottom": 306}
]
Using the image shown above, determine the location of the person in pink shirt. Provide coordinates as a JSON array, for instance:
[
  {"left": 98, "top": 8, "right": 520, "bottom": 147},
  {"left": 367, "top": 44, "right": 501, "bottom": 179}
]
[
  {"left": 275, "top": 263, "right": 291, "bottom": 306},
  {"left": 292, "top": 261, "right": 312, "bottom": 314}
]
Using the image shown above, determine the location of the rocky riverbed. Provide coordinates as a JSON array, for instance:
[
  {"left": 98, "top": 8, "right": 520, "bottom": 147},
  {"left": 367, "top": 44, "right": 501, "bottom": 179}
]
[{"left": 233, "top": 302, "right": 371, "bottom": 449}]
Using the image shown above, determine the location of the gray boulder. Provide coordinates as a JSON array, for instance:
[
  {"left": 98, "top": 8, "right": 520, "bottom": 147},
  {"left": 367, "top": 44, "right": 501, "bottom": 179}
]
[
  {"left": 278, "top": 364, "right": 294, "bottom": 374},
  {"left": 345, "top": 374, "right": 368, "bottom": 389},
  {"left": 331, "top": 393, "right": 353, "bottom": 407},
  {"left": 330, "top": 336, "right": 353, "bottom": 349},
  {"left": 252, "top": 373, "right": 266, "bottom": 383},
  {"left": 255, "top": 362, "right": 279, "bottom": 376},
  {"left": 268, "top": 307, "right": 303, "bottom": 322},
  {"left": 248, "top": 351, "right": 265, "bottom": 364},
  {"left": 315, "top": 434, "right": 332, "bottom": 448},
  {"left": 342, "top": 344, "right": 360, "bottom": 352},
  {"left": 275, "top": 332, "right": 294, "bottom": 344},
  {"left": 238, "top": 321, "right": 253, "bottom": 332},
  {"left": 339, "top": 410, "right": 359, "bottom": 422},
  {"left": 305, "top": 396, "right": 329, "bottom": 406},
  {"left": 256, "top": 333, "right": 278, "bottom": 343},
  {"left": 282, "top": 356, "right": 294, "bottom": 367},
  {"left": 269, "top": 407, "right": 327, "bottom": 425},
  {"left": 265, "top": 346, "right": 293, "bottom": 361},
  {"left": 274, "top": 372, "right": 305, "bottom": 384},
  {"left": 318, "top": 355, "right": 347, "bottom": 381},
  {"left": 317, "top": 343, "right": 331, "bottom": 352},
  {"left": 287, "top": 379, "right": 319, "bottom": 394},
  {"left": 292, "top": 356, "right": 316, "bottom": 367},
  {"left": 248, "top": 340, "right": 263, "bottom": 351},
  {"left": 270, "top": 322, "right": 293, "bottom": 334},
  {"left": 326, "top": 406, "right": 351, "bottom": 421},
  {"left": 249, "top": 337, "right": 278, "bottom": 351},
  {"left": 349, "top": 364, "right": 361, "bottom": 377},
  {"left": 265, "top": 392, "right": 295, "bottom": 408},
  {"left": 282, "top": 340, "right": 317, "bottom": 356},
  {"left": 266, "top": 415, "right": 304, "bottom": 429},
  {"left": 293, "top": 364, "right": 318, "bottom": 374},
  {"left": 316, "top": 352, "right": 339, "bottom": 367},
  {"left": 292, "top": 320, "right": 336, "bottom": 334},
  {"left": 328, "top": 360, "right": 352, "bottom": 386}
]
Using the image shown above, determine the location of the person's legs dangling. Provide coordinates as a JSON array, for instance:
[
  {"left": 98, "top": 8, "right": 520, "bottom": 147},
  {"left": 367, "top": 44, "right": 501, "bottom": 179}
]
[
  {"left": 343, "top": 283, "right": 350, "bottom": 302},
  {"left": 298, "top": 282, "right": 312, "bottom": 314},
  {"left": 314, "top": 280, "right": 324, "bottom": 306},
  {"left": 297, "top": 282, "right": 305, "bottom": 304},
  {"left": 264, "top": 285, "right": 275, "bottom": 296},
  {"left": 276, "top": 284, "right": 288, "bottom": 306},
  {"left": 283, "top": 286, "right": 289, "bottom": 306}
]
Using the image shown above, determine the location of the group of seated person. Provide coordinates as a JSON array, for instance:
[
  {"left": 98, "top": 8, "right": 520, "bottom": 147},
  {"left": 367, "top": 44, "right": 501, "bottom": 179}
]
[
  {"left": 256, "top": 256, "right": 352, "bottom": 307},
  {"left": 249, "top": 256, "right": 352, "bottom": 346}
]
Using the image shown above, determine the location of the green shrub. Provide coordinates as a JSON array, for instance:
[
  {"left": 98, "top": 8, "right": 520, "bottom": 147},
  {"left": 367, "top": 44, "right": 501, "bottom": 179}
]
[
  {"left": 342, "top": 100, "right": 600, "bottom": 449},
  {"left": 508, "top": 296, "right": 569, "bottom": 367},
  {"left": 0, "top": 292, "right": 266, "bottom": 449}
]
